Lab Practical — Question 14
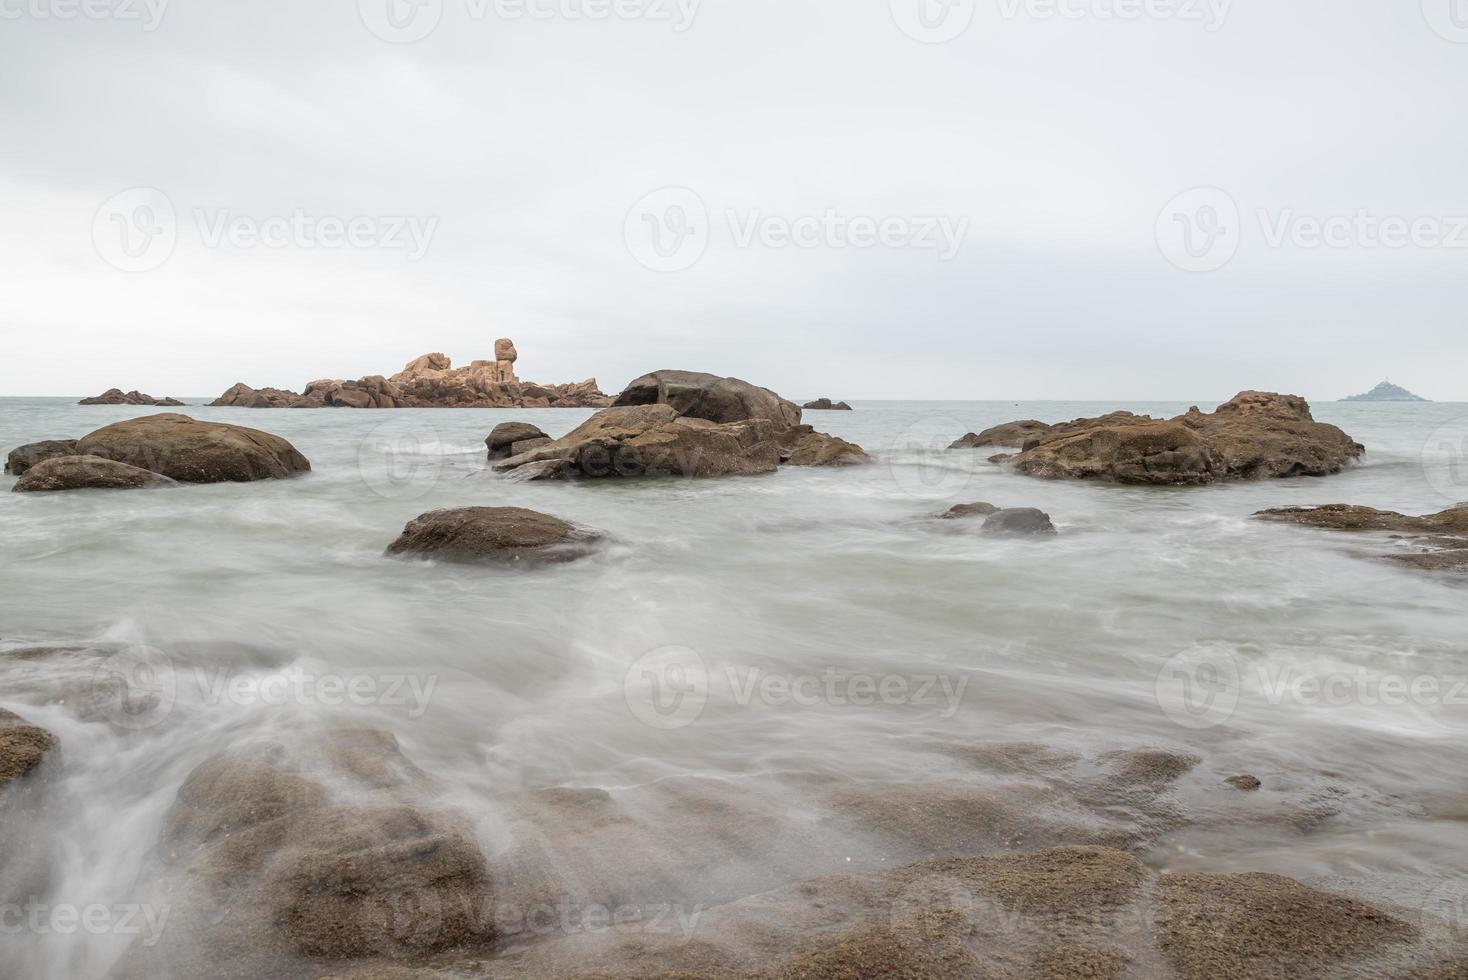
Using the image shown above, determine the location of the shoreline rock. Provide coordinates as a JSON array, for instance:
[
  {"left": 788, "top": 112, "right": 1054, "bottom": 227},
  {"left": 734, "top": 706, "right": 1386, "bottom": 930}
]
[
  {"left": 79, "top": 389, "right": 186, "bottom": 406},
  {"left": 13, "top": 455, "right": 180, "bottom": 492},
  {"left": 386, "top": 507, "right": 604, "bottom": 564},
  {"left": 950, "top": 419, "right": 1052, "bottom": 449},
  {"left": 1255, "top": 503, "right": 1468, "bottom": 573},
  {"left": 486, "top": 421, "right": 550, "bottom": 460},
  {"left": 5, "top": 439, "right": 79, "bottom": 476},
  {"left": 0, "top": 708, "right": 56, "bottom": 789}
]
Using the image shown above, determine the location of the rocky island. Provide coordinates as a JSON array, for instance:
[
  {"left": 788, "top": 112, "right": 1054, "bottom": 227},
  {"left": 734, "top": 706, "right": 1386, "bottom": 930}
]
[
  {"left": 79, "top": 389, "right": 186, "bottom": 406},
  {"left": 210, "top": 338, "right": 611, "bottom": 409},
  {"left": 1341, "top": 380, "right": 1429, "bottom": 402}
]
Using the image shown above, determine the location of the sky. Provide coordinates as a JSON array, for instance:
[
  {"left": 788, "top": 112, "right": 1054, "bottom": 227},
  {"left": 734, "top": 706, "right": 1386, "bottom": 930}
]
[{"left": 1, "top": 0, "right": 1465, "bottom": 401}]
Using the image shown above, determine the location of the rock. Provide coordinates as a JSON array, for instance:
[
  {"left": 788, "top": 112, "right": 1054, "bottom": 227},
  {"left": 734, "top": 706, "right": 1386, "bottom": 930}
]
[
  {"left": 1255, "top": 504, "right": 1468, "bottom": 574},
  {"left": 1008, "top": 392, "right": 1362, "bottom": 485},
  {"left": 950, "top": 419, "right": 1052, "bottom": 449},
  {"left": 75, "top": 413, "right": 311, "bottom": 483},
  {"left": 210, "top": 382, "right": 311, "bottom": 408},
  {"left": 78, "top": 388, "right": 185, "bottom": 406},
  {"left": 0, "top": 708, "right": 56, "bottom": 789},
  {"left": 12, "top": 455, "right": 180, "bottom": 492},
  {"left": 1227, "top": 775, "right": 1263, "bottom": 791},
  {"left": 939, "top": 501, "right": 999, "bottom": 520},
  {"left": 510, "top": 437, "right": 552, "bottom": 456},
  {"left": 614, "top": 370, "right": 803, "bottom": 427},
  {"left": 802, "top": 398, "right": 853, "bottom": 411},
  {"left": 385, "top": 506, "right": 603, "bottom": 564},
  {"left": 778, "top": 427, "right": 870, "bottom": 467},
  {"left": 486, "top": 422, "right": 551, "bottom": 460},
  {"left": 982, "top": 507, "right": 1058, "bottom": 536},
  {"left": 1342, "top": 380, "right": 1428, "bottom": 402},
  {"left": 5, "top": 439, "right": 79, "bottom": 476}
]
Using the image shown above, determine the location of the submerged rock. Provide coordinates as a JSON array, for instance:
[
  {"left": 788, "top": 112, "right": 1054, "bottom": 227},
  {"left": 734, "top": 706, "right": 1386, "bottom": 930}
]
[
  {"left": 981, "top": 507, "right": 1058, "bottom": 536},
  {"left": 485, "top": 421, "right": 550, "bottom": 460},
  {"left": 0, "top": 708, "right": 56, "bottom": 789},
  {"left": 998, "top": 391, "right": 1362, "bottom": 486},
  {"left": 5, "top": 439, "right": 79, "bottom": 476},
  {"left": 12, "top": 455, "right": 180, "bottom": 492},
  {"left": 386, "top": 506, "right": 603, "bottom": 564},
  {"left": 940, "top": 501, "right": 999, "bottom": 520},
  {"left": 1255, "top": 503, "right": 1468, "bottom": 573},
  {"left": 950, "top": 419, "right": 1052, "bottom": 449},
  {"left": 74, "top": 413, "right": 311, "bottom": 483},
  {"left": 802, "top": 398, "right": 853, "bottom": 411}
]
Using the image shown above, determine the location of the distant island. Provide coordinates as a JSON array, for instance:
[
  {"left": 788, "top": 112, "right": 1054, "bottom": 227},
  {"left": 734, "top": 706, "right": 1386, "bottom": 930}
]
[{"left": 1341, "top": 381, "right": 1428, "bottom": 402}]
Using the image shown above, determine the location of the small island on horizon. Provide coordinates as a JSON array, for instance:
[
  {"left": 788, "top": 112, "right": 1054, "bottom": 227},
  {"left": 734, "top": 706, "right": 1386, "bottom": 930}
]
[{"left": 1340, "top": 380, "right": 1429, "bottom": 402}]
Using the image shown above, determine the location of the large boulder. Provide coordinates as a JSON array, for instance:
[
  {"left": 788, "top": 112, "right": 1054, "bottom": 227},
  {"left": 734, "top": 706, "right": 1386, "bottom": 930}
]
[
  {"left": 75, "top": 414, "right": 311, "bottom": 483},
  {"left": 5, "top": 439, "right": 79, "bottom": 476},
  {"left": 386, "top": 506, "right": 604, "bottom": 564},
  {"left": 779, "top": 426, "right": 869, "bottom": 467},
  {"left": 614, "top": 370, "right": 803, "bottom": 427},
  {"left": 12, "top": 455, "right": 179, "bottom": 493},
  {"left": 0, "top": 709, "right": 56, "bottom": 789},
  {"left": 982, "top": 507, "right": 1058, "bottom": 536},
  {"left": 950, "top": 419, "right": 1051, "bottom": 449},
  {"left": 485, "top": 421, "right": 549, "bottom": 460},
  {"left": 1004, "top": 392, "right": 1362, "bottom": 486}
]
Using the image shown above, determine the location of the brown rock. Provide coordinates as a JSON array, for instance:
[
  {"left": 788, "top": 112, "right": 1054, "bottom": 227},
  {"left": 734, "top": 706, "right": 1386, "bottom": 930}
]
[
  {"left": 79, "top": 388, "right": 183, "bottom": 406},
  {"left": 940, "top": 501, "right": 999, "bottom": 520},
  {"left": 982, "top": 508, "right": 1058, "bottom": 536},
  {"left": 5, "top": 439, "right": 79, "bottom": 476},
  {"left": 1227, "top": 775, "right": 1263, "bottom": 791},
  {"left": 386, "top": 506, "right": 603, "bottom": 563},
  {"left": 12, "top": 455, "right": 180, "bottom": 492},
  {"left": 779, "top": 427, "right": 870, "bottom": 467},
  {"left": 486, "top": 422, "right": 551, "bottom": 459},
  {"left": 76, "top": 414, "right": 311, "bottom": 483},
  {"left": 802, "top": 398, "right": 854, "bottom": 411},
  {"left": 1255, "top": 504, "right": 1468, "bottom": 574},
  {"left": 951, "top": 420, "right": 1052, "bottom": 449},
  {"left": 614, "top": 370, "right": 803, "bottom": 427},
  {"left": 0, "top": 708, "right": 56, "bottom": 789}
]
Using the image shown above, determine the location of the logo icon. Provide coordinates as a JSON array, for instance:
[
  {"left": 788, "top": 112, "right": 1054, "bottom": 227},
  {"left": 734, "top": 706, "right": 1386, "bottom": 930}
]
[
  {"left": 624, "top": 646, "right": 709, "bottom": 729},
  {"left": 93, "top": 187, "right": 177, "bottom": 273},
  {"left": 357, "top": 417, "right": 449, "bottom": 500},
  {"left": 359, "top": 0, "right": 443, "bottom": 43},
  {"left": 1423, "top": 0, "right": 1468, "bottom": 42},
  {"left": 887, "top": 415, "right": 979, "bottom": 500},
  {"left": 890, "top": 0, "right": 976, "bottom": 43},
  {"left": 1155, "top": 187, "right": 1240, "bottom": 273},
  {"left": 1154, "top": 646, "right": 1241, "bottom": 730},
  {"left": 624, "top": 188, "right": 709, "bottom": 272},
  {"left": 89, "top": 646, "right": 178, "bottom": 730},
  {"left": 1423, "top": 419, "right": 1468, "bottom": 504}
]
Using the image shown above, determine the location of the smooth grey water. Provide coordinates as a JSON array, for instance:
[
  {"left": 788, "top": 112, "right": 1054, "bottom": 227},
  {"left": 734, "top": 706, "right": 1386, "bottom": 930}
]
[{"left": 2, "top": 396, "right": 1467, "bottom": 977}]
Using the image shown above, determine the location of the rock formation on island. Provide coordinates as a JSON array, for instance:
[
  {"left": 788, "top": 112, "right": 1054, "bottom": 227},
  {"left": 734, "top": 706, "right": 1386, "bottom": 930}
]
[
  {"left": 974, "top": 391, "right": 1363, "bottom": 486},
  {"left": 803, "top": 398, "right": 853, "bottom": 411},
  {"left": 210, "top": 338, "right": 611, "bottom": 409},
  {"left": 1256, "top": 503, "right": 1468, "bottom": 573},
  {"left": 1341, "top": 380, "right": 1429, "bottom": 402},
  {"left": 493, "top": 370, "right": 869, "bottom": 481},
  {"left": 7, "top": 414, "right": 310, "bottom": 491},
  {"left": 79, "top": 389, "right": 186, "bottom": 406}
]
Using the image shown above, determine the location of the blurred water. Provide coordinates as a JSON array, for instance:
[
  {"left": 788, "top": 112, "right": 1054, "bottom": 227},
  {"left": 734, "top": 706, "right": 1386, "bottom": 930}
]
[{"left": 1, "top": 396, "right": 1466, "bottom": 977}]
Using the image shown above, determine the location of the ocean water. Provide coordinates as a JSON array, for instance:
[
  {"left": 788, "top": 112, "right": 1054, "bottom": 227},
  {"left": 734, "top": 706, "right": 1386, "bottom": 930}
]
[{"left": 2, "top": 396, "right": 1467, "bottom": 977}]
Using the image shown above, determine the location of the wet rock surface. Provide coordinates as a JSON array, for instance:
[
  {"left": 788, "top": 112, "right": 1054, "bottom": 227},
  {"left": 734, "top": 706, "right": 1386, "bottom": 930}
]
[
  {"left": 5, "top": 439, "right": 79, "bottom": 476},
  {"left": 74, "top": 413, "right": 311, "bottom": 483},
  {"left": 982, "top": 507, "right": 1058, "bottom": 536},
  {"left": 386, "top": 506, "right": 604, "bottom": 564},
  {"left": 0, "top": 708, "right": 56, "bottom": 789},
  {"left": 1255, "top": 504, "right": 1468, "bottom": 573},
  {"left": 12, "top": 454, "right": 180, "bottom": 492},
  {"left": 951, "top": 420, "right": 1052, "bottom": 449},
  {"left": 940, "top": 501, "right": 1000, "bottom": 520},
  {"left": 983, "top": 392, "right": 1362, "bottom": 485},
  {"left": 486, "top": 422, "right": 550, "bottom": 459}
]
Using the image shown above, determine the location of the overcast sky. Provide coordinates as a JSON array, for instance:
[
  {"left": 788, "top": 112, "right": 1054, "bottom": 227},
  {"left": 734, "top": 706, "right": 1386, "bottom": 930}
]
[{"left": 1, "top": 0, "right": 1465, "bottom": 401}]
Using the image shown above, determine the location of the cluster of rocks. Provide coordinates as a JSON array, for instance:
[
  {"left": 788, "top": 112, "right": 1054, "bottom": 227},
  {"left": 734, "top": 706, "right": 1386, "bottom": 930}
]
[
  {"left": 78, "top": 389, "right": 186, "bottom": 406},
  {"left": 210, "top": 338, "right": 612, "bottom": 409},
  {"left": 492, "top": 370, "right": 868, "bottom": 481},
  {"left": 954, "top": 391, "right": 1364, "bottom": 486},
  {"left": 939, "top": 501, "right": 1057, "bottom": 535},
  {"left": 1256, "top": 503, "right": 1468, "bottom": 574},
  {"left": 6, "top": 414, "right": 311, "bottom": 492},
  {"left": 803, "top": 397, "right": 853, "bottom": 411}
]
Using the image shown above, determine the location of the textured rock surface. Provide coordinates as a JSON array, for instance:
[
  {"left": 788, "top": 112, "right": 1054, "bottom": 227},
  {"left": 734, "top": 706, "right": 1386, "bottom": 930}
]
[
  {"left": 75, "top": 413, "right": 311, "bottom": 483},
  {"left": 614, "top": 370, "right": 802, "bottom": 427},
  {"left": 386, "top": 506, "right": 604, "bottom": 563},
  {"left": 0, "top": 708, "right": 56, "bottom": 789},
  {"left": 981, "top": 507, "right": 1058, "bottom": 536},
  {"left": 940, "top": 501, "right": 1000, "bottom": 520},
  {"left": 486, "top": 422, "right": 550, "bottom": 460},
  {"left": 1255, "top": 503, "right": 1468, "bottom": 573},
  {"left": 78, "top": 389, "right": 185, "bottom": 406},
  {"left": 950, "top": 420, "right": 1052, "bottom": 449},
  {"left": 5, "top": 439, "right": 79, "bottom": 476},
  {"left": 12, "top": 455, "right": 180, "bottom": 492},
  {"left": 1004, "top": 392, "right": 1362, "bottom": 485},
  {"left": 803, "top": 398, "right": 853, "bottom": 411}
]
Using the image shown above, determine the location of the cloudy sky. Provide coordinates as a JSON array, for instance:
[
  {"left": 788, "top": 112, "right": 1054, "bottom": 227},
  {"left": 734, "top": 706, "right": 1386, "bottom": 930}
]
[{"left": 1, "top": 0, "right": 1465, "bottom": 401}]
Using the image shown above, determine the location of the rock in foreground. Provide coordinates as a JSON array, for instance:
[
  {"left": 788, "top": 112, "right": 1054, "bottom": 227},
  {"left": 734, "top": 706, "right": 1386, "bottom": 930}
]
[
  {"left": 12, "top": 455, "right": 180, "bottom": 493},
  {"left": 386, "top": 506, "right": 603, "bottom": 564},
  {"left": 992, "top": 392, "right": 1362, "bottom": 486},
  {"left": 5, "top": 439, "right": 79, "bottom": 476},
  {"left": 0, "top": 708, "right": 56, "bottom": 789},
  {"left": 496, "top": 372, "right": 867, "bottom": 480},
  {"left": 79, "top": 389, "right": 185, "bottom": 406},
  {"left": 75, "top": 413, "right": 311, "bottom": 483},
  {"left": 1255, "top": 503, "right": 1468, "bottom": 573}
]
